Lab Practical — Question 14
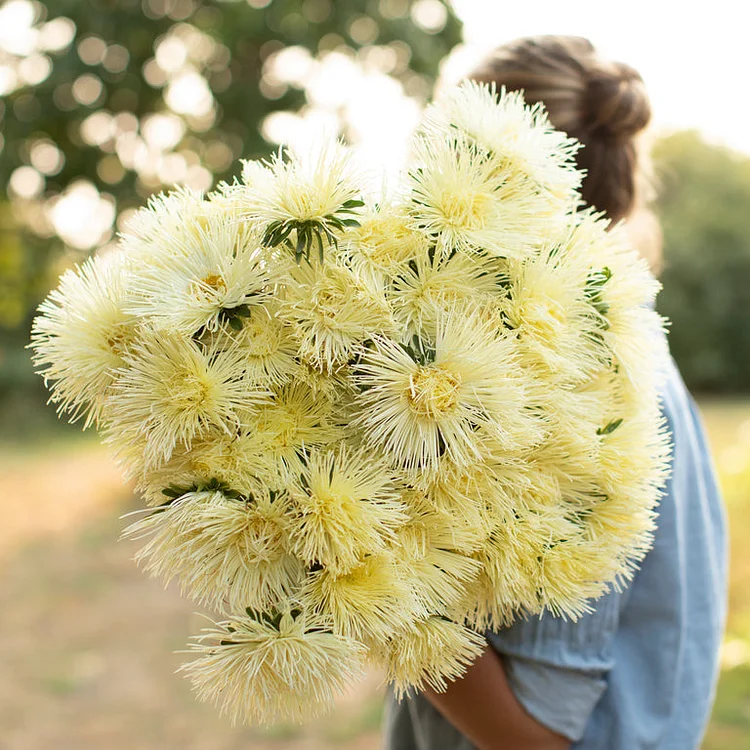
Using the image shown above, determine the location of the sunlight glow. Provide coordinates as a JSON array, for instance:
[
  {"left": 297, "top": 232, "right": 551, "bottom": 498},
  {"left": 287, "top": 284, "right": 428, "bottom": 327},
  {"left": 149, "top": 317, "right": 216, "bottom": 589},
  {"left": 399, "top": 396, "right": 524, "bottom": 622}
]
[
  {"left": 450, "top": 0, "right": 750, "bottom": 155},
  {"left": 49, "top": 181, "right": 115, "bottom": 250}
]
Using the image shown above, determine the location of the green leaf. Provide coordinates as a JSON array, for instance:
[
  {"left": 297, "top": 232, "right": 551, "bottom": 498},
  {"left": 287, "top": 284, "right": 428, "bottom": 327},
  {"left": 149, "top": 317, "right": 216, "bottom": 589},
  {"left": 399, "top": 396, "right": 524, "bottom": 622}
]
[
  {"left": 341, "top": 199, "right": 365, "bottom": 209},
  {"left": 597, "top": 418, "right": 623, "bottom": 436}
]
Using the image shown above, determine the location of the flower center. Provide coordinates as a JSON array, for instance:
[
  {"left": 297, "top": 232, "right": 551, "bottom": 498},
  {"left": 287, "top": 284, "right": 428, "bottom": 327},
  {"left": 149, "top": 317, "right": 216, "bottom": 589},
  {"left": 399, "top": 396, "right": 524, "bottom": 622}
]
[
  {"left": 190, "top": 272, "right": 227, "bottom": 302},
  {"left": 244, "top": 515, "right": 284, "bottom": 561},
  {"left": 105, "top": 321, "right": 132, "bottom": 357},
  {"left": 523, "top": 296, "right": 566, "bottom": 337},
  {"left": 359, "top": 220, "right": 424, "bottom": 267},
  {"left": 174, "top": 373, "right": 211, "bottom": 408},
  {"left": 407, "top": 365, "right": 462, "bottom": 419},
  {"left": 242, "top": 319, "right": 281, "bottom": 358},
  {"left": 312, "top": 287, "right": 344, "bottom": 324},
  {"left": 440, "top": 191, "right": 491, "bottom": 230}
]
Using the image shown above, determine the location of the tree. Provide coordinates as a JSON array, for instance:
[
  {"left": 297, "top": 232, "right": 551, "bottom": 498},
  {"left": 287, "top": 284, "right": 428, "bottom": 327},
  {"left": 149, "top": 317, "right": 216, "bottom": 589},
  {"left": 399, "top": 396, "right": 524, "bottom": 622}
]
[
  {"left": 654, "top": 130, "right": 750, "bottom": 393},
  {"left": 0, "top": 0, "right": 462, "bottom": 322}
]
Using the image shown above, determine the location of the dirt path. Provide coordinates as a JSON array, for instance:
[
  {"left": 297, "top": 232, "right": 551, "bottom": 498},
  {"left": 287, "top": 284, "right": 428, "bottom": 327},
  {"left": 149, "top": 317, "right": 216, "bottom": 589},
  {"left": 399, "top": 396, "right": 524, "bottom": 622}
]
[
  {"left": 0, "top": 440, "right": 385, "bottom": 749},
  {"left": 0, "top": 440, "right": 129, "bottom": 559}
]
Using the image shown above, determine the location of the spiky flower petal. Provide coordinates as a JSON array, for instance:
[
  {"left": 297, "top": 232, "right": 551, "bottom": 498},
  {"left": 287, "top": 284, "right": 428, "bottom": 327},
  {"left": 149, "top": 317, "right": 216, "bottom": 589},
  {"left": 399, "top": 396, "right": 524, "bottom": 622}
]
[
  {"left": 281, "top": 256, "right": 394, "bottom": 370},
  {"left": 105, "top": 333, "right": 270, "bottom": 471},
  {"left": 245, "top": 382, "right": 343, "bottom": 483},
  {"left": 235, "top": 140, "right": 364, "bottom": 263},
  {"left": 29, "top": 251, "right": 136, "bottom": 427},
  {"left": 421, "top": 82, "right": 582, "bottom": 203},
  {"left": 289, "top": 443, "right": 406, "bottom": 575},
  {"left": 125, "top": 218, "right": 275, "bottom": 336},
  {"left": 382, "top": 617, "right": 486, "bottom": 698},
  {"left": 390, "top": 246, "right": 506, "bottom": 339},
  {"left": 182, "top": 610, "right": 365, "bottom": 725},
  {"left": 406, "top": 128, "right": 568, "bottom": 259},
  {"left": 354, "top": 307, "right": 540, "bottom": 473},
  {"left": 346, "top": 203, "right": 430, "bottom": 282},
  {"left": 213, "top": 303, "right": 299, "bottom": 386},
  {"left": 124, "top": 488, "right": 304, "bottom": 612},
  {"left": 303, "top": 553, "right": 423, "bottom": 641}
]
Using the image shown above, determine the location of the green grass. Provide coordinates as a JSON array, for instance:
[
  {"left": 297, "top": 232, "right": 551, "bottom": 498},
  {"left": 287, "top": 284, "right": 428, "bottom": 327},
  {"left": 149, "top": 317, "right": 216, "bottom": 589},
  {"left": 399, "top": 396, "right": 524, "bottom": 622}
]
[{"left": 700, "top": 398, "right": 750, "bottom": 747}]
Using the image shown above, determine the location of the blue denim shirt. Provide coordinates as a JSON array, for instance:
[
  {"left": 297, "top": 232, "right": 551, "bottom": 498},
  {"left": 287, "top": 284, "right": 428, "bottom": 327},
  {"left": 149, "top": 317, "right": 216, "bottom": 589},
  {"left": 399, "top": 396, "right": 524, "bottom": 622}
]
[{"left": 384, "top": 355, "right": 728, "bottom": 749}]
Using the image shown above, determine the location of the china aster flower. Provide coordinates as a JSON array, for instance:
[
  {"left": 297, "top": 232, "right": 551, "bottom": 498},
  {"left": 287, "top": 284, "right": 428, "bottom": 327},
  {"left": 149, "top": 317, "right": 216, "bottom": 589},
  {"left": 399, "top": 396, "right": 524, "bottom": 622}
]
[
  {"left": 125, "top": 218, "right": 275, "bottom": 337},
  {"left": 288, "top": 443, "right": 406, "bottom": 576},
  {"left": 502, "top": 234, "right": 615, "bottom": 385},
  {"left": 29, "top": 250, "right": 136, "bottom": 428},
  {"left": 381, "top": 617, "right": 485, "bottom": 698},
  {"left": 346, "top": 203, "right": 430, "bottom": 283},
  {"left": 182, "top": 610, "right": 365, "bottom": 725},
  {"left": 212, "top": 302, "right": 299, "bottom": 387},
  {"left": 120, "top": 187, "right": 232, "bottom": 260},
  {"left": 406, "top": 128, "right": 566, "bottom": 260},
  {"left": 105, "top": 332, "right": 270, "bottom": 471},
  {"left": 235, "top": 140, "right": 365, "bottom": 263},
  {"left": 398, "top": 481, "right": 490, "bottom": 555},
  {"left": 124, "top": 487, "right": 305, "bottom": 612},
  {"left": 420, "top": 81, "right": 582, "bottom": 205},
  {"left": 574, "top": 212, "right": 662, "bottom": 311},
  {"left": 393, "top": 500, "right": 483, "bottom": 616},
  {"left": 354, "top": 307, "right": 539, "bottom": 473},
  {"left": 390, "top": 245, "right": 507, "bottom": 339},
  {"left": 280, "top": 255, "right": 394, "bottom": 370},
  {"left": 302, "top": 552, "right": 423, "bottom": 642},
  {"left": 244, "top": 381, "right": 343, "bottom": 484}
]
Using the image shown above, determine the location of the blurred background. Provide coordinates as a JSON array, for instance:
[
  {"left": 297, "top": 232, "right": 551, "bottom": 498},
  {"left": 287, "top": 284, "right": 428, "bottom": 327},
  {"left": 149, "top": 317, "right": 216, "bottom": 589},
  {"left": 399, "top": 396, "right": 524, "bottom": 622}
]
[{"left": 0, "top": 0, "right": 748, "bottom": 748}]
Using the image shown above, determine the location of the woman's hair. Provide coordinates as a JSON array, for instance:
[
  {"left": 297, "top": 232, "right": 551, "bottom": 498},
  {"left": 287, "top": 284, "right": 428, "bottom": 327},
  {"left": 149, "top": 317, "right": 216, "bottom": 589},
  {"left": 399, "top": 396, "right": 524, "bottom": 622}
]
[{"left": 468, "top": 36, "right": 657, "bottom": 235}]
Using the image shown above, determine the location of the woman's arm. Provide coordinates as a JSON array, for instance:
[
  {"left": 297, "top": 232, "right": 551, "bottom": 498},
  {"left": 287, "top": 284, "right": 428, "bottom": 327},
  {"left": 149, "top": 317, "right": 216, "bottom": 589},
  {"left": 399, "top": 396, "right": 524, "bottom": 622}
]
[{"left": 421, "top": 645, "right": 571, "bottom": 750}]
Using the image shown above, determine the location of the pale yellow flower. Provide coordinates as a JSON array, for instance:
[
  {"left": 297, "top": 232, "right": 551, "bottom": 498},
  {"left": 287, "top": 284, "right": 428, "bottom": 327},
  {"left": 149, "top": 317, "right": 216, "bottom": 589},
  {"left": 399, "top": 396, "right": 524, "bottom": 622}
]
[
  {"left": 29, "top": 250, "right": 136, "bottom": 428},
  {"left": 120, "top": 187, "right": 232, "bottom": 260},
  {"left": 390, "top": 246, "right": 506, "bottom": 339},
  {"left": 354, "top": 307, "right": 539, "bottom": 473},
  {"left": 302, "top": 553, "right": 423, "bottom": 642},
  {"left": 288, "top": 443, "right": 406, "bottom": 576},
  {"left": 406, "top": 128, "right": 567, "bottom": 259},
  {"left": 235, "top": 140, "right": 364, "bottom": 263},
  {"left": 242, "top": 382, "right": 343, "bottom": 484},
  {"left": 280, "top": 255, "right": 394, "bottom": 370},
  {"left": 124, "top": 487, "right": 305, "bottom": 612},
  {"left": 382, "top": 617, "right": 485, "bottom": 698},
  {"left": 346, "top": 203, "right": 430, "bottom": 282},
  {"left": 105, "top": 332, "right": 270, "bottom": 471},
  {"left": 182, "top": 610, "right": 365, "bottom": 725},
  {"left": 503, "top": 239, "right": 612, "bottom": 385},
  {"left": 422, "top": 81, "right": 582, "bottom": 204},
  {"left": 125, "top": 217, "right": 275, "bottom": 336},
  {"left": 393, "top": 497, "right": 483, "bottom": 616},
  {"left": 213, "top": 303, "right": 299, "bottom": 387}
]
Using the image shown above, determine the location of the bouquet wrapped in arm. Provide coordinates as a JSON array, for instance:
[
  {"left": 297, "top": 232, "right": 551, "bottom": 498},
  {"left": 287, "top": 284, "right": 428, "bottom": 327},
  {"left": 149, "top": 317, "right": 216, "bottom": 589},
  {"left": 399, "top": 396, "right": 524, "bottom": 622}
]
[{"left": 30, "top": 82, "right": 670, "bottom": 725}]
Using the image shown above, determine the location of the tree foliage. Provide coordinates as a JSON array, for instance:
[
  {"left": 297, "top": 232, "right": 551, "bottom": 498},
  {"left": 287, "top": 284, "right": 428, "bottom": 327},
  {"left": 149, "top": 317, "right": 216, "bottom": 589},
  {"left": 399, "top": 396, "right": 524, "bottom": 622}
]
[
  {"left": 654, "top": 131, "right": 750, "bottom": 393},
  {"left": 0, "top": 0, "right": 462, "bottom": 324}
]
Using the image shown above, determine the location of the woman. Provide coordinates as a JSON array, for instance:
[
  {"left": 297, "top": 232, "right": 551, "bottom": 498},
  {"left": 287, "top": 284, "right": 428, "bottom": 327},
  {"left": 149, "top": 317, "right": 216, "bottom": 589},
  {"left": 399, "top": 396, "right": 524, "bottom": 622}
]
[{"left": 383, "top": 36, "right": 728, "bottom": 750}]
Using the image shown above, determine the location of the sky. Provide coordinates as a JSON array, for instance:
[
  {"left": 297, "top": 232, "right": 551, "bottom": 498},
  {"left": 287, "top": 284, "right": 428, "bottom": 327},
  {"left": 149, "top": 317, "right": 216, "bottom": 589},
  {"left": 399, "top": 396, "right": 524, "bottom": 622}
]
[{"left": 451, "top": 0, "right": 750, "bottom": 155}]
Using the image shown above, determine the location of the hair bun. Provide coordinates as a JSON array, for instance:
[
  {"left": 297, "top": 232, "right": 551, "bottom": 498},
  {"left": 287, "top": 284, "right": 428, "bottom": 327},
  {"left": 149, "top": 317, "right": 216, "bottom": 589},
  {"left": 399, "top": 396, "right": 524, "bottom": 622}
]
[{"left": 583, "top": 62, "right": 651, "bottom": 143}]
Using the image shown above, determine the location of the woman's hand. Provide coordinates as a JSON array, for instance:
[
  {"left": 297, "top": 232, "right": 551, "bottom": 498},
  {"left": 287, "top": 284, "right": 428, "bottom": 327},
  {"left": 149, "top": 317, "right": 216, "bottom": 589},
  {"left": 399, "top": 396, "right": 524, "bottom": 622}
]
[{"left": 421, "top": 645, "right": 571, "bottom": 750}]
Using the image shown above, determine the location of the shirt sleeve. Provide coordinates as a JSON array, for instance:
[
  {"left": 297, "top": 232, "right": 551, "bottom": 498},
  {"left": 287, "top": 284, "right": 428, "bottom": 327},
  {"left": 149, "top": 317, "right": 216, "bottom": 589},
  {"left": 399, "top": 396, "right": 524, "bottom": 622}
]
[{"left": 486, "top": 586, "right": 625, "bottom": 742}]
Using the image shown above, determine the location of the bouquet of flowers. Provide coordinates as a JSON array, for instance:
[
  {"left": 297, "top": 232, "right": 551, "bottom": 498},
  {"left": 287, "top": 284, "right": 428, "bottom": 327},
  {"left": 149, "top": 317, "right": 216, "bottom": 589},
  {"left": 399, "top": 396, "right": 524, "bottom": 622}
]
[{"left": 30, "top": 82, "right": 670, "bottom": 725}]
